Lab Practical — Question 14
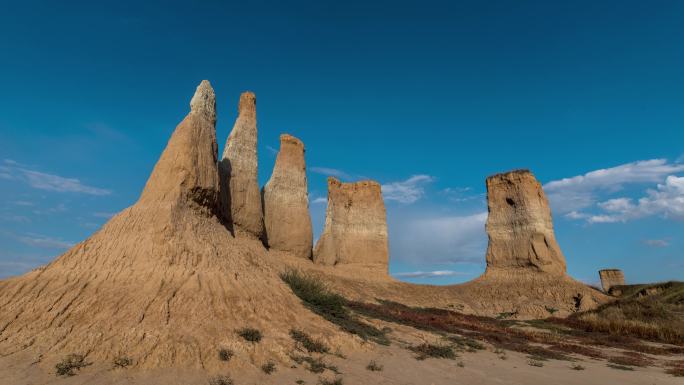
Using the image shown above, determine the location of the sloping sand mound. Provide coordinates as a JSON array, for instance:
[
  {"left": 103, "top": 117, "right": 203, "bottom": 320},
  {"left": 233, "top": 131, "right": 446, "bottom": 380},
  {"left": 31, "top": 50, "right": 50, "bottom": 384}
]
[
  {"left": 0, "top": 81, "right": 607, "bottom": 374},
  {"left": 0, "top": 82, "right": 349, "bottom": 370}
]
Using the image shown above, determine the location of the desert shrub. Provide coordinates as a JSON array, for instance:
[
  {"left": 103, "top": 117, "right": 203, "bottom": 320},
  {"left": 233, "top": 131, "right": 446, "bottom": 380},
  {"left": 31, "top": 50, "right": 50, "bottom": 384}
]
[
  {"left": 208, "top": 374, "right": 233, "bottom": 385},
  {"left": 292, "top": 355, "right": 338, "bottom": 374},
  {"left": 296, "top": 380, "right": 306, "bottom": 384},
  {"left": 571, "top": 364, "right": 585, "bottom": 370},
  {"left": 608, "top": 353, "right": 652, "bottom": 367},
  {"left": 527, "top": 354, "right": 549, "bottom": 362},
  {"left": 55, "top": 354, "right": 88, "bottom": 376},
  {"left": 551, "top": 282, "right": 684, "bottom": 346},
  {"left": 496, "top": 311, "right": 518, "bottom": 320},
  {"left": 308, "top": 358, "right": 327, "bottom": 374},
  {"left": 318, "top": 377, "right": 343, "bottom": 385},
  {"left": 666, "top": 360, "right": 684, "bottom": 377},
  {"left": 549, "top": 342, "right": 605, "bottom": 359},
  {"left": 113, "top": 355, "right": 133, "bottom": 368},
  {"left": 448, "top": 335, "right": 484, "bottom": 351},
  {"left": 218, "top": 348, "right": 234, "bottom": 361},
  {"left": 528, "top": 359, "right": 544, "bottom": 367},
  {"left": 281, "top": 270, "right": 389, "bottom": 345},
  {"left": 366, "top": 360, "right": 383, "bottom": 371},
  {"left": 545, "top": 306, "right": 559, "bottom": 315},
  {"left": 409, "top": 343, "right": 457, "bottom": 360},
  {"left": 261, "top": 361, "right": 277, "bottom": 374},
  {"left": 290, "top": 329, "right": 330, "bottom": 353},
  {"left": 237, "top": 327, "right": 262, "bottom": 343}
]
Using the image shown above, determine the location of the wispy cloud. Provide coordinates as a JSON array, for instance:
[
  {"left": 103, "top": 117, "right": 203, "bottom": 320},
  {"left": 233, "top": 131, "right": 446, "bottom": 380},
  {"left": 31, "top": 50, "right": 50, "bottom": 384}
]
[
  {"left": 266, "top": 145, "right": 278, "bottom": 156},
  {"left": 583, "top": 175, "right": 684, "bottom": 223},
  {"left": 545, "top": 158, "right": 684, "bottom": 224},
  {"left": 0, "top": 214, "right": 31, "bottom": 223},
  {"left": 310, "top": 166, "right": 353, "bottom": 180},
  {"left": 311, "top": 196, "right": 327, "bottom": 204},
  {"left": 381, "top": 175, "right": 435, "bottom": 204},
  {"left": 12, "top": 200, "right": 35, "bottom": 206},
  {"left": 17, "top": 234, "right": 74, "bottom": 249},
  {"left": 2, "top": 159, "right": 111, "bottom": 196},
  {"left": 390, "top": 211, "right": 487, "bottom": 265},
  {"left": 643, "top": 239, "right": 670, "bottom": 248},
  {"left": 393, "top": 270, "right": 468, "bottom": 279},
  {"left": 544, "top": 159, "right": 684, "bottom": 214}
]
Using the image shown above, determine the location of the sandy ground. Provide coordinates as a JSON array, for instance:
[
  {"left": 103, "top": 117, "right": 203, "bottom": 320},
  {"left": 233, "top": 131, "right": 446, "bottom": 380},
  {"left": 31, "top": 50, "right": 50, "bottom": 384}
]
[{"left": 2, "top": 323, "right": 680, "bottom": 385}]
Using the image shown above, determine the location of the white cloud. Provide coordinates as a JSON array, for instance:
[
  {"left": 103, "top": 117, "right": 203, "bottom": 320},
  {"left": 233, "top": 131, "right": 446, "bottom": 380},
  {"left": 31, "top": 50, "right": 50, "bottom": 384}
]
[
  {"left": 393, "top": 270, "right": 468, "bottom": 279},
  {"left": 643, "top": 239, "right": 670, "bottom": 247},
  {"left": 544, "top": 159, "right": 684, "bottom": 214},
  {"left": 12, "top": 200, "right": 35, "bottom": 206},
  {"left": 266, "top": 145, "right": 278, "bottom": 156},
  {"left": 310, "top": 167, "right": 353, "bottom": 180},
  {"left": 311, "top": 197, "right": 327, "bottom": 204},
  {"left": 21, "top": 169, "right": 111, "bottom": 195},
  {"left": 390, "top": 212, "right": 487, "bottom": 265},
  {"left": 585, "top": 175, "right": 684, "bottom": 223},
  {"left": 440, "top": 187, "right": 483, "bottom": 203},
  {"left": 381, "top": 175, "right": 435, "bottom": 204},
  {"left": 17, "top": 234, "right": 74, "bottom": 249},
  {"left": 0, "top": 160, "right": 111, "bottom": 196},
  {"left": 0, "top": 214, "right": 31, "bottom": 223}
]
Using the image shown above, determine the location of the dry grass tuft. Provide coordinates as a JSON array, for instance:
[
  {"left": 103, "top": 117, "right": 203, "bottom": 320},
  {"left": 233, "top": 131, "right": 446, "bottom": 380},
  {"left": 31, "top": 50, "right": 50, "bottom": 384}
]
[
  {"left": 55, "top": 354, "right": 89, "bottom": 376},
  {"left": 666, "top": 360, "right": 684, "bottom": 377},
  {"left": 237, "top": 327, "right": 262, "bottom": 343},
  {"left": 409, "top": 343, "right": 457, "bottom": 360}
]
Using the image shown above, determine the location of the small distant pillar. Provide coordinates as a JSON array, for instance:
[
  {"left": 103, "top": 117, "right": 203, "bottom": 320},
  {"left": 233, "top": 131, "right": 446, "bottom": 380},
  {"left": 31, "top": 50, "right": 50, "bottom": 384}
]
[{"left": 599, "top": 269, "right": 625, "bottom": 293}]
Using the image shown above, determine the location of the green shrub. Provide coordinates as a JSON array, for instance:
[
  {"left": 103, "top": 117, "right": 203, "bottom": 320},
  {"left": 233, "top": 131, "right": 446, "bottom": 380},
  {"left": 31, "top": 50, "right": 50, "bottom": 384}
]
[
  {"left": 55, "top": 354, "right": 88, "bottom": 376},
  {"left": 208, "top": 374, "right": 233, "bottom": 385},
  {"left": 237, "top": 327, "right": 262, "bottom": 343},
  {"left": 281, "top": 270, "right": 389, "bottom": 345},
  {"left": 318, "top": 377, "right": 343, "bottom": 385},
  {"left": 261, "top": 361, "right": 277, "bottom": 374},
  {"left": 528, "top": 359, "right": 544, "bottom": 367},
  {"left": 113, "top": 355, "right": 133, "bottom": 368},
  {"left": 218, "top": 348, "right": 234, "bottom": 361},
  {"left": 409, "top": 343, "right": 457, "bottom": 360},
  {"left": 366, "top": 360, "right": 383, "bottom": 371},
  {"left": 290, "top": 329, "right": 330, "bottom": 353}
]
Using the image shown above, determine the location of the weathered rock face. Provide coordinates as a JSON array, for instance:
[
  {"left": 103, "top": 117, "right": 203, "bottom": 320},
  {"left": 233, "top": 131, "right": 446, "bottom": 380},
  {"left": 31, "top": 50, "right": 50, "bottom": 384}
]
[
  {"left": 139, "top": 80, "right": 219, "bottom": 213},
  {"left": 484, "top": 170, "right": 567, "bottom": 275},
  {"left": 219, "top": 92, "right": 264, "bottom": 238},
  {"left": 313, "top": 177, "right": 389, "bottom": 270},
  {"left": 599, "top": 269, "right": 625, "bottom": 293},
  {"left": 263, "top": 134, "right": 313, "bottom": 259},
  {"left": 0, "top": 81, "right": 350, "bottom": 370}
]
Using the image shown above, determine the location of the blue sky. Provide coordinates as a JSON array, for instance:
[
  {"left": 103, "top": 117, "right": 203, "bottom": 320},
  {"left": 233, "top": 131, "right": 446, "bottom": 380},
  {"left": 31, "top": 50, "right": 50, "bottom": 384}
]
[{"left": 1, "top": 0, "right": 682, "bottom": 285}]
